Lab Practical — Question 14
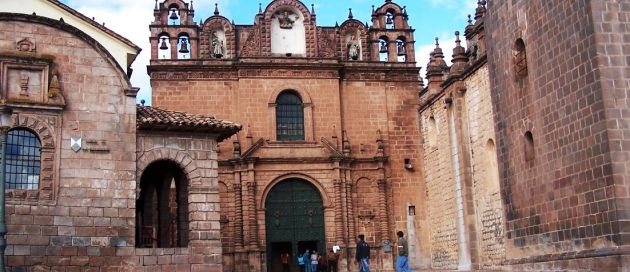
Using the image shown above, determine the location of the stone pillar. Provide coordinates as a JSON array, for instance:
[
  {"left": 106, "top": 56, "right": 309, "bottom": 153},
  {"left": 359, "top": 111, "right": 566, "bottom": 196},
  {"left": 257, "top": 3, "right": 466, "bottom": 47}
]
[
  {"left": 334, "top": 179, "right": 344, "bottom": 246},
  {"left": 377, "top": 178, "right": 389, "bottom": 242},
  {"left": 246, "top": 180, "right": 258, "bottom": 249},
  {"left": 233, "top": 182, "right": 243, "bottom": 248}
]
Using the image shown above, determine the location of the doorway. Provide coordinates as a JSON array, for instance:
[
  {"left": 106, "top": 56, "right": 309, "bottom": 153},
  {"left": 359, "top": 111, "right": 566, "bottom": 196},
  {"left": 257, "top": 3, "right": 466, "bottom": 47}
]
[{"left": 265, "top": 179, "right": 325, "bottom": 271}]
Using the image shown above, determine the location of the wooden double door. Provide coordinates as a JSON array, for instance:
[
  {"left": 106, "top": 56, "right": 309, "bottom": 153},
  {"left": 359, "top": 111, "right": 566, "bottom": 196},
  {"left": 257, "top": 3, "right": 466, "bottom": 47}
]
[{"left": 265, "top": 179, "right": 325, "bottom": 272}]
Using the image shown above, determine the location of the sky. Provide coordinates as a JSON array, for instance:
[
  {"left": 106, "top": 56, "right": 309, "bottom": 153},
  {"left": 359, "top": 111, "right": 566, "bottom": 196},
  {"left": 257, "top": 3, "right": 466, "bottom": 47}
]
[{"left": 60, "top": 0, "right": 478, "bottom": 105}]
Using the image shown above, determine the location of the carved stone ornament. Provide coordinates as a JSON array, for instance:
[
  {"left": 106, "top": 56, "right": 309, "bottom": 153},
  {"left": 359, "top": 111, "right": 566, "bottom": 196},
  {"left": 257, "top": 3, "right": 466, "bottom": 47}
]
[
  {"left": 16, "top": 38, "right": 36, "bottom": 52},
  {"left": 277, "top": 10, "right": 295, "bottom": 29}
]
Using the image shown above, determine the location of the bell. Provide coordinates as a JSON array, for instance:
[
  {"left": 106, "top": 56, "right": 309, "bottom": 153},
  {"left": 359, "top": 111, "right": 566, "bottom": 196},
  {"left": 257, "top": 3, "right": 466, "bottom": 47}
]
[
  {"left": 169, "top": 9, "right": 178, "bottom": 20},
  {"left": 379, "top": 41, "right": 388, "bottom": 53},
  {"left": 386, "top": 14, "right": 393, "bottom": 25},
  {"left": 159, "top": 38, "right": 168, "bottom": 50},
  {"left": 397, "top": 42, "right": 406, "bottom": 56},
  {"left": 179, "top": 39, "right": 189, "bottom": 53}
]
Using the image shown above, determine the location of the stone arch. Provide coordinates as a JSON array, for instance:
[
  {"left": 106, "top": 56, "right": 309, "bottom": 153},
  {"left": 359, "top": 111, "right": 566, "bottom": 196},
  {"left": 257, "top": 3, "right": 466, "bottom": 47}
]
[
  {"left": 267, "top": 88, "right": 313, "bottom": 106},
  {"left": 136, "top": 148, "right": 199, "bottom": 190},
  {"left": 260, "top": 173, "right": 331, "bottom": 209},
  {"left": 263, "top": 0, "right": 312, "bottom": 21}
]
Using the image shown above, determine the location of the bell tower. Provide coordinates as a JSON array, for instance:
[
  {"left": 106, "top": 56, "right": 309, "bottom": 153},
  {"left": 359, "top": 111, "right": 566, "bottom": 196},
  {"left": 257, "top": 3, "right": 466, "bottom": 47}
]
[
  {"left": 370, "top": 0, "right": 415, "bottom": 62},
  {"left": 150, "top": 0, "right": 198, "bottom": 60}
]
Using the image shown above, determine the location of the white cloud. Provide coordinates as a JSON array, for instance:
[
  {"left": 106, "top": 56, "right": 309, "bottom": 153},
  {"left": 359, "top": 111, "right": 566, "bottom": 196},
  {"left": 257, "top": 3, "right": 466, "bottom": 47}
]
[{"left": 429, "top": 0, "right": 477, "bottom": 17}]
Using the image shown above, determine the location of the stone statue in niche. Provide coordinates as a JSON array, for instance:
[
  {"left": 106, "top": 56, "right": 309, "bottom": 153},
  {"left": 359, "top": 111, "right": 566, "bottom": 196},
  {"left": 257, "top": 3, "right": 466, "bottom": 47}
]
[
  {"left": 277, "top": 11, "right": 295, "bottom": 29},
  {"left": 211, "top": 32, "right": 224, "bottom": 58},
  {"left": 48, "top": 73, "right": 61, "bottom": 98},
  {"left": 347, "top": 35, "right": 360, "bottom": 60}
]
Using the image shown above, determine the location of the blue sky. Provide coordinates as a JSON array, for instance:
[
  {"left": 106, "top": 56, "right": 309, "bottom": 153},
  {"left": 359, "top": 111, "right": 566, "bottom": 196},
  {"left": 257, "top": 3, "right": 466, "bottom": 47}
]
[{"left": 60, "top": 0, "right": 477, "bottom": 104}]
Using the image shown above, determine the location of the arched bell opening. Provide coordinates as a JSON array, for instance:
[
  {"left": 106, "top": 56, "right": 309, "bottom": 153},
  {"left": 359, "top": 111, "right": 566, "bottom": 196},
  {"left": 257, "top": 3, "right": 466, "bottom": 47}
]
[
  {"left": 168, "top": 4, "right": 181, "bottom": 25},
  {"left": 396, "top": 37, "right": 407, "bottom": 62},
  {"left": 158, "top": 34, "right": 171, "bottom": 60},
  {"left": 385, "top": 9, "right": 396, "bottom": 29},
  {"left": 378, "top": 36, "right": 389, "bottom": 62},
  {"left": 136, "top": 160, "right": 189, "bottom": 248},
  {"left": 177, "top": 33, "right": 191, "bottom": 59}
]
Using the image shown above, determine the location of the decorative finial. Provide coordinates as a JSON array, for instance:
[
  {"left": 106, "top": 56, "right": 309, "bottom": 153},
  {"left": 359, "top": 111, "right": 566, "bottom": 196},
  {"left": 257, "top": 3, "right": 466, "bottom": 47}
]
[
  {"left": 311, "top": 4, "right": 315, "bottom": 14},
  {"left": 232, "top": 19, "right": 235, "bottom": 25},
  {"left": 372, "top": 5, "right": 375, "bottom": 14},
  {"left": 348, "top": 8, "right": 353, "bottom": 19},
  {"left": 190, "top": 0, "right": 194, "bottom": 10},
  {"left": 455, "top": 31, "right": 461, "bottom": 45},
  {"left": 214, "top": 3, "right": 219, "bottom": 15},
  {"left": 335, "top": 21, "right": 339, "bottom": 28},
  {"left": 435, "top": 37, "right": 440, "bottom": 48},
  {"left": 59, "top": 17, "right": 64, "bottom": 23},
  {"left": 141, "top": 99, "right": 146, "bottom": 106},
  {"left": 154, "top": 0, "right": 158, "bottom": 10},
  {"left": 259, "top": 3, "right": 262, "bottom": 13},
  {"left": 468, "top": 14, "right": 473, "bottom": 25}
]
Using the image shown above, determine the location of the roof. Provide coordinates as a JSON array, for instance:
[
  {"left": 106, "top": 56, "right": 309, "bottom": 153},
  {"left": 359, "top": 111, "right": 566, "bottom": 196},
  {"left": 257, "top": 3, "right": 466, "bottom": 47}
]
[
  {"left": 137, "top": 106, "right": 242, "bottom": 141},
  {"left": 46, "top": 0, "right": 141, "bottom": 54}
]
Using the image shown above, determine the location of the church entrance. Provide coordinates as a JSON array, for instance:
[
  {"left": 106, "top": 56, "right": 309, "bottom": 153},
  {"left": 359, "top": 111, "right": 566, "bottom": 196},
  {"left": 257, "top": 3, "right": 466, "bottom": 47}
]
[{"left": 265, "top": 179, "right": 325, "bottom": 272}]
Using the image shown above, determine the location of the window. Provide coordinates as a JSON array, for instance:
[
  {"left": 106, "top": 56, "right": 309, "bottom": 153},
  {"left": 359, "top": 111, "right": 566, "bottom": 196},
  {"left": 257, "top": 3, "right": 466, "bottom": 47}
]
[
  {"left": 513, "top": 38, "right": 528, "bottom": 80},
  {"left": 276, "top": 92, "right": 304, "bottom": 141},
  {"left": 524, "top": 131, "right": 535, "bottom": 162},
  {"left": 379, "top": 37, "right": 389, "bottom": 62},
  {"left": 158, "top": 34, "right": 171, "bottom": 60},
  {"left": 168, "top": 5, "right": 180, "bottom": 26},
  {"left": 5, "top": 129, "right": 41, "bottom": 190}
]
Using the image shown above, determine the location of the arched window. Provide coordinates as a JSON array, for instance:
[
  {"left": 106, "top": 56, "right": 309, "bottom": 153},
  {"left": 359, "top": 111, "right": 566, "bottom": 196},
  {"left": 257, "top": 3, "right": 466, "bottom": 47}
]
[
  {"left": 513, "top": 38, "right": 528, "bottom": 80},
  {"left": 158, "top": 34, "right": 171, "bottom": 60},
  {"left": 379, "top": 37, "right": 389, "bottom": 62},
  {"left": 6, "top": 129, "right": 41, "bottom": 190},
  {"left": 276, "top": 92, "right": 304, "bottom": 141},
  {"left": 168, "top": 5, "right": 180, "bottom": 26},
  {"left": 177, "top": 34, "right": 191, "bottom": 59}
]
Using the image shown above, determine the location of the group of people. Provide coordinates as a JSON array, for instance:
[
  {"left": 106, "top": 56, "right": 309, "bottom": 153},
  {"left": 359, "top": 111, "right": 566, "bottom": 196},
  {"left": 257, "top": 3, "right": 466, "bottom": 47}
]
[
  {"left": 282, "top": 231, "right": 411, "bottom": 272},
  {"left": 291, "top": 248, "right": 340, "bottom": 272}
]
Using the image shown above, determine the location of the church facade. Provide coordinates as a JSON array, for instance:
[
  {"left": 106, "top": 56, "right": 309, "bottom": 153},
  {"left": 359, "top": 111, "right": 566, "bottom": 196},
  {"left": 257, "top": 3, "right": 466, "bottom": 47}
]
[
  {"left": 148, "top": 0, "right": 423, "bottom": 271},
  {"left": 1, "top": 0, "right": 630, "bottom": 271}
]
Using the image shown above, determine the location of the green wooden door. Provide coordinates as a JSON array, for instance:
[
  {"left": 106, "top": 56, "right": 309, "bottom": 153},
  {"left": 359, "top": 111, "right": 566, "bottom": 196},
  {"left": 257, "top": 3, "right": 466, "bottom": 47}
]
[{"left": 265, "top": 179, "right": 325, "bottom": 271}]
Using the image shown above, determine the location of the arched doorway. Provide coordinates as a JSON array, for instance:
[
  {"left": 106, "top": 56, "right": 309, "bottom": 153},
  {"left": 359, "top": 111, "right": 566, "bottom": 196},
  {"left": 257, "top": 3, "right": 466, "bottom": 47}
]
[
  {"left": 136, "top": 160, "right": 189, "bottom": 248},
  {"left": 265, "top": 179, "right": 325, "bottom": 272}
]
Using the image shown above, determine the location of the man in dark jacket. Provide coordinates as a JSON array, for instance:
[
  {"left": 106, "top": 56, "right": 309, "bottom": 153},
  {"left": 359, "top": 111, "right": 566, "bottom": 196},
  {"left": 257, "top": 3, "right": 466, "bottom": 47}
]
[
  {"left": 396, "top": 231, "right": 411, "bottom": 272},
  {"left": 355, "top": 234, "right": 370, "bottom": 272}
]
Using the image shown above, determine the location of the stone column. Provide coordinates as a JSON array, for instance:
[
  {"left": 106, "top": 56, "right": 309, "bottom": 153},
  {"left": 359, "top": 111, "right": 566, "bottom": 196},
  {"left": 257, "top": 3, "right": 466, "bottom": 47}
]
[
  {"left": 334, "top": 179, "right": 344, "bottom": 245},
  {"left": 246, "top": 180, "right": 258, "bottom": 249},
  {"left": 377, "top": 178, "right": 389, "bottom": 242},
  {"left": 233, "top": 182, "right": 243, "bottom": 248}
]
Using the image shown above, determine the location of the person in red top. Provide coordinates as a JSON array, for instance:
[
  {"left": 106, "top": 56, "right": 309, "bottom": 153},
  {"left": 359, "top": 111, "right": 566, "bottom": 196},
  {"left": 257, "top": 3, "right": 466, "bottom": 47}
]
[{"left": 281, "top": 251, "right": 290, "bottom": 272}]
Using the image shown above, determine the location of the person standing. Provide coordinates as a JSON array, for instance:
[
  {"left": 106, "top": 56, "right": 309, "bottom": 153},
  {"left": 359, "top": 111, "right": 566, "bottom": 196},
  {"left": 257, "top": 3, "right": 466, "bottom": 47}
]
[
  {"left": 396, "top": 231, "right": 411, "bottom": 272},
  {"left": 281, "top": 251, "right": 290, "bottom": 272},
  {"left": 327, "top": 249, "right": 339, "bottom": 272},
  {"left": 303, "top": 249, "right": 311, "bottom": 272},
  {"left": 355, "top": 235, "right": 370, "bottom": 272},
  {"left": 310, "top": 249, "right": 320, "bottom": 272}
]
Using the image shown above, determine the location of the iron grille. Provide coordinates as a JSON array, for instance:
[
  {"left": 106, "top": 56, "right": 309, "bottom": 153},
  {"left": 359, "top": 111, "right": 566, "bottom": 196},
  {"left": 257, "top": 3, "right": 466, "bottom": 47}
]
[
  {"left": 5, "top": 129, "right": 41, "bottom": 189},
  {"left": 276, "top": 92, "right": 304, "bottom": 141}
]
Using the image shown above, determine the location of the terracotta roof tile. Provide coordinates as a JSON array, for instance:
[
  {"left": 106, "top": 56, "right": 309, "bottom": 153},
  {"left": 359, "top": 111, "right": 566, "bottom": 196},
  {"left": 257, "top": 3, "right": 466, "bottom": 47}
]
[{"left": 137, "top": 105, "right": 241, "bottom": 141}]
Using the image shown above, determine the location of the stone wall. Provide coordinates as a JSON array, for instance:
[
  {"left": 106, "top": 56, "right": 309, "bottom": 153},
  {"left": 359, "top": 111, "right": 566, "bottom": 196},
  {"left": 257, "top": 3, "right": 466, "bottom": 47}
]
[
  {"left": 0, "top": 16, "right": 138, "bottom": 270},
  {"left": 485, "top": 0, "right": 630, "bottom": 268}
]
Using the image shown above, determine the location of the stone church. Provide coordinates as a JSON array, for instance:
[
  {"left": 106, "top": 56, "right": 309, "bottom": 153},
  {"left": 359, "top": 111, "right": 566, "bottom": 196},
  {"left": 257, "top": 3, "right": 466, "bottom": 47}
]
[{"left": 0, "top": 0, "right": 630, "bottom": 271}]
